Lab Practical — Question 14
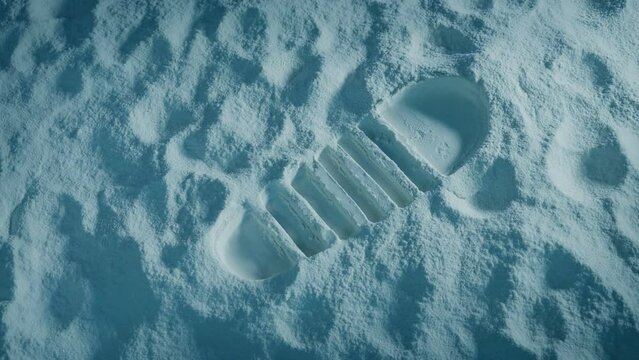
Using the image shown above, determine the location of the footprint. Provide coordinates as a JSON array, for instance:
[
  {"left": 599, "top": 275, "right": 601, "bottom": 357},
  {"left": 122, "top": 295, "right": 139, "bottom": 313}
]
[
  {"left": 292, "top": 163, "right": 368, "bottom": 239},
  {"left": 264, "top": 182, "right": 336, "bottom": 257},
  {"left": 378, "top": 77, "right": 489, "bottom": 176},
  {"left": 210, "top": 76, "right": 490, "bottom": 280},
  {"left": 211, "top": 203, "right": 299, "bottom": 280},
  {"left": 359, "top": 117, "right": 439, "bottom": 191}
]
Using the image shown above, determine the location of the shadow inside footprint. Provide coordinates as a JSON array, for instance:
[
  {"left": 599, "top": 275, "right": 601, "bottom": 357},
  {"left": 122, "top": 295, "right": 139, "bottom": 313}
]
[
  {"left": 380, "top": 77, "right": 489, "bottom": 175},
  {"left": 214, "top": 206, "right": 297, "bottom": 280},
  {"left": 211, "top": 77, "right": 489, "bottom": 280}
]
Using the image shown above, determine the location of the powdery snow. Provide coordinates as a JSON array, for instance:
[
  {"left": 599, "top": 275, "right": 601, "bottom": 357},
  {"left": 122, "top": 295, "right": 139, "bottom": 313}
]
[{"left": 1, "top": 0, "right": 638, "bottom": 359}]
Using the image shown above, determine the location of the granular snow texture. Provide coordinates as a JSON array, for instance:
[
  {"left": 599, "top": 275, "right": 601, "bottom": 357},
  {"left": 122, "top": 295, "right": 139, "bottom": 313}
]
[{"left": 1, "top": 0, "right": 639, "bottom": 359}]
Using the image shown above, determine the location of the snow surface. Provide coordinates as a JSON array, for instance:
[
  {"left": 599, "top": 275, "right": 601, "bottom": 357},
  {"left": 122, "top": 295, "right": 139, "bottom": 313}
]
[{"left": 1, "top": 0, "right": 639, "bottom": 359}]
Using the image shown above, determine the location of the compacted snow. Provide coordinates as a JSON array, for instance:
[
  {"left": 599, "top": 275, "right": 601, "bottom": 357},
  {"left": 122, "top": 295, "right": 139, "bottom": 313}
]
[{"left": 1, "top": 0, "right": 638, "bottom": 359}]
